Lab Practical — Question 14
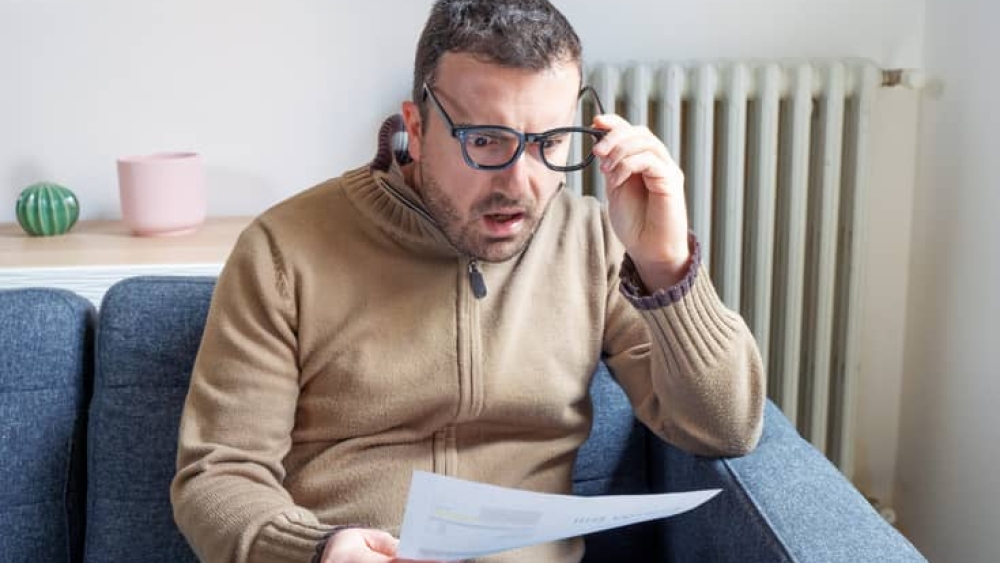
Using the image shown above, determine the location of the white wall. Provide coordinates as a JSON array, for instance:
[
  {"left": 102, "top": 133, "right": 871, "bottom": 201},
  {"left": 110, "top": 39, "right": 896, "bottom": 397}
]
[
  {"left": 1, "top": 0, "right": 927, "bottom": 530},
  {"left": 895, "top": 0, "right": 1000, "bottom": 560},
  {"left": 1, "top": 0, "right": 924, "bottom": 223}
]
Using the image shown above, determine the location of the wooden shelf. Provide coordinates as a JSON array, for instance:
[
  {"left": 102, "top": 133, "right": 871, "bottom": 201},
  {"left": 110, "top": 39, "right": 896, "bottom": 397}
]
[
  {"left": 0, "top": 216, "right": 251, "bottom": 268},
  {"left": 0, "top": 216, "right": 252, "bottom": 306}
]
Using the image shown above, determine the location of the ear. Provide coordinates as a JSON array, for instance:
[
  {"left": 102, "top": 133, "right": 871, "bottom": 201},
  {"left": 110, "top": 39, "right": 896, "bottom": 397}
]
[{"left": 401, "top": 100, "right": 423, "bottom": 162}]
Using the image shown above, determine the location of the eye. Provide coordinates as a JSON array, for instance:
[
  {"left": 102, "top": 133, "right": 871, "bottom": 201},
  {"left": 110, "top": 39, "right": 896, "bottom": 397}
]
[
  {"left": 539, "top": 134, "right": 567, "bottom": 150},
  {"left": 468, "top": 133, "right": 499, "bottom": 148}
]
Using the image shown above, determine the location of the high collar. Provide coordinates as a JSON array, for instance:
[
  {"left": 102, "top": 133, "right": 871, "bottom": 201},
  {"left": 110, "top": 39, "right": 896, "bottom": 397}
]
[{"left": 342, "top": 162, "right": 459, "bottom": 259}]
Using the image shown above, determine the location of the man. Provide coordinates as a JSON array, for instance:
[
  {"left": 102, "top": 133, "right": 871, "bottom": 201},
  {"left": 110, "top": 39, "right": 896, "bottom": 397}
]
[{"left": 171, "top": 1, "right": 765, "bottom": 562}]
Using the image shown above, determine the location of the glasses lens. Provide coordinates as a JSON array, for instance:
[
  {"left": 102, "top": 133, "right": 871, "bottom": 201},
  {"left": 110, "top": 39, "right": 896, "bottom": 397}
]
[
  {"left": 461, "top": 127, "right": 523, "bottom": 168},
  {"left": 541, "top": 129, "right": 602, "bottom": 171}
]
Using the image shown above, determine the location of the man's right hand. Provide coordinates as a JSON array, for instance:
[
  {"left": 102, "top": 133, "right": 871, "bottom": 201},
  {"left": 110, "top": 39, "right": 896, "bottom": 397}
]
[{"left": 319, "top": 528, "right": 450, "bottom": 563}]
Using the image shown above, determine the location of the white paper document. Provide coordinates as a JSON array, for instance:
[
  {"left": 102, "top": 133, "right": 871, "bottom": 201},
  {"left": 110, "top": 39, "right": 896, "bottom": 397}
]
[{"left": 397, "top": 471, "right": 720, "bottom": 561}]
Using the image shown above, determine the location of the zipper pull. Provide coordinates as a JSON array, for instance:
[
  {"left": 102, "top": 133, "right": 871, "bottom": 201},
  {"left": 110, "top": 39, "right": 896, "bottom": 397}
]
[{"left": 467, "top": 260, "right": 487, "bottom": 299}]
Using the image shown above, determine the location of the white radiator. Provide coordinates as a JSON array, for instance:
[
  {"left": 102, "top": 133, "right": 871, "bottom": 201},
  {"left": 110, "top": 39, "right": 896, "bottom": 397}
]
[{"left": 571, "top": 60, "right": 889, "bottom": 476}]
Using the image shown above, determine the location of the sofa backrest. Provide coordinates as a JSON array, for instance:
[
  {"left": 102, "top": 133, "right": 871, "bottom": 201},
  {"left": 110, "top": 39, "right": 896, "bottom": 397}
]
[
  {"left": 88, "top": 276, "right": 659, "bottom": 562},
  {"left": 0, "top": 288, "right": 93, "bottom": 563},
  {"left": 85, "top": 277, "right": 214, "bottom": 563}
]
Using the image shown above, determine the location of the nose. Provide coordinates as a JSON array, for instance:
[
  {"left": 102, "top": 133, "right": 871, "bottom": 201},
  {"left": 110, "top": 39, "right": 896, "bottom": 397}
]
[{"left": 491, "top": 148, "right": 535, "bottom": 197}]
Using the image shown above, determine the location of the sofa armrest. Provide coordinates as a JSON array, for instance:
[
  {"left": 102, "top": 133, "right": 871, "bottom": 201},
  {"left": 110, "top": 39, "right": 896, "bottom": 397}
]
[{"left": 650, "top": 401, "right": 926, "bottom": 563}]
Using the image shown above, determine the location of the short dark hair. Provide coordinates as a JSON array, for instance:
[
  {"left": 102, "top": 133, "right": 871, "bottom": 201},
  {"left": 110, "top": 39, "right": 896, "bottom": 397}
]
[{"left": 412, "top": 0, "right": 583, "bottom": 108}]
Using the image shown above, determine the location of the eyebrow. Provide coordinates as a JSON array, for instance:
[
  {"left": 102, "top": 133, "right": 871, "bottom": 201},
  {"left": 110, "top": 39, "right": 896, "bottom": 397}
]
[{"left": 432, "top": 84, "right": 581, "bottom": 133}]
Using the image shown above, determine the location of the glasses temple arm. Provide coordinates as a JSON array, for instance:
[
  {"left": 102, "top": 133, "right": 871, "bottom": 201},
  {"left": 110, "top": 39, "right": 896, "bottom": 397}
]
[{"left": 579, "top": 85, "right": 606, "bottom": 115}]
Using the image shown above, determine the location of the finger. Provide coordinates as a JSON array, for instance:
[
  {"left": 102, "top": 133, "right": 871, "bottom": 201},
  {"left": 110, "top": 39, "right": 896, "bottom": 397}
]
[
  {"left": 591, "top": 114, "right": 666, "bottom": 153},
  {"left": 598, "top": 133, "right": 671, "bottom": 175},
  {"left": 591, "top": 121, "right": 672, "bottom": 177},
  {"left": 604, "top": 152, "right": 672, "bottom": 194},
  {"left": 322, "top": 529, "right": 397, "bottom": 563},
  {"left": 592, "top": 112, "right": 631, "bottom": 131},
  {"left": 590, "top": 113, "right": 633, "bottom": 155}
]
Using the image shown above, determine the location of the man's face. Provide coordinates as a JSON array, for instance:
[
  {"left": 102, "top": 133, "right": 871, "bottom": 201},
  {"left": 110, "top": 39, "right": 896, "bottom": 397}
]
[{"left": 403, "top": 52, "right": 580, "bottom": 262}]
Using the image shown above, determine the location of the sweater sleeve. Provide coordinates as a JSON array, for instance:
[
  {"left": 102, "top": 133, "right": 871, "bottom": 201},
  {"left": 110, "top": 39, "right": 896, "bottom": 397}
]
[
  {"left": 170, "top": 220, "right": 333, "bottom": 563},
  {"left": 601, "top": 225, "right": 766, "bottom": 457}
]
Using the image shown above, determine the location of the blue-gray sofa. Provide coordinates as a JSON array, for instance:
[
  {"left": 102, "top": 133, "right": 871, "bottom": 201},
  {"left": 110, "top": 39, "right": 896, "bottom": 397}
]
[{"left": 0, "top": 277, "right": 926, "bottom": 562}]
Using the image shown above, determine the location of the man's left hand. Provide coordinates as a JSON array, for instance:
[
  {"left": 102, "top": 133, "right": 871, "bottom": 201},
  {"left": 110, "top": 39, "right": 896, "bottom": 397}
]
[{"left": 592, "top": 113, "right": 691, "bottom": 291}]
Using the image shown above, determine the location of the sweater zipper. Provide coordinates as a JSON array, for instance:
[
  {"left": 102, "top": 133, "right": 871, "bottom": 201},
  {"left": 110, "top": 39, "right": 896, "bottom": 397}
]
[
  {"left": 381, "top": 180, "right": 488, "bottom": 299},
  {"left": 467, "top": 260, "right": 487, "bottom": 299}
]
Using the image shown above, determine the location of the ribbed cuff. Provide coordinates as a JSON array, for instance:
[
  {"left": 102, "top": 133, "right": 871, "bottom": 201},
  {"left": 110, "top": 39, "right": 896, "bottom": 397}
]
[
  {"left": 639, "top": 271, "right": 742, "bottom": 374},
  {"left": 252, "top": 511, "right": 337, "bottom": 563},
  {"left": 619, "top": 231, "right": 701, "bottom": 309}
]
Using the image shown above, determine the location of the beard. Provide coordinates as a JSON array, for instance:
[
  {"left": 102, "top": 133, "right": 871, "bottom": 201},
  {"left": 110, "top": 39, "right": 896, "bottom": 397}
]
[{"left": 418, "top": 163, "right": 560, "bottom": 262}]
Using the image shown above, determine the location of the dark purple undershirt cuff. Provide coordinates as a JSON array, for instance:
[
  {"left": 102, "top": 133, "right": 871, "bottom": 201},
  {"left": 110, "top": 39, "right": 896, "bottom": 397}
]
[{"left": 618, "top": 231, "right": 701, "bottom": 310}]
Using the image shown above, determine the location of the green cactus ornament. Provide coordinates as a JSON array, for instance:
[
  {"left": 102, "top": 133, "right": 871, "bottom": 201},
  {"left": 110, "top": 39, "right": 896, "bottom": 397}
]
[{"left": 15, "top": 182, "right": 80, "bottom": 236}]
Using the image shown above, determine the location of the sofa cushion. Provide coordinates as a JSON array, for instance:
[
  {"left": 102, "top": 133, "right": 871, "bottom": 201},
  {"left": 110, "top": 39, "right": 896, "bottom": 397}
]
[
  {"left": 572, "top": 362, "right": 649, "bottom": 495},
  {"left": 572, "top": 361, "right": 661, "bottom": 562},
  {"left": 86, "top": 277, "right": 216, "bottom": 563},
  {"left": 0, "top": 288, "right": 93, "bottom": 563}
]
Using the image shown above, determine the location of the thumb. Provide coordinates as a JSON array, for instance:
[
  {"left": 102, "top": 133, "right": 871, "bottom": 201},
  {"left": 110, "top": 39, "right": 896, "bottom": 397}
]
[{"left": 362, "top": 529, "right": 400, "bottom": 556}]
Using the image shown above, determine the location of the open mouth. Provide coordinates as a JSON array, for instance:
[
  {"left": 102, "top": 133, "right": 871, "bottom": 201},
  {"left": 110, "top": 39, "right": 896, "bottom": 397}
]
[
  {"left": 485, "top": 212, "right": 524, "bottom": 224},
  {"left": 482, "top": 211, "right": 527, "bottom": 236}
]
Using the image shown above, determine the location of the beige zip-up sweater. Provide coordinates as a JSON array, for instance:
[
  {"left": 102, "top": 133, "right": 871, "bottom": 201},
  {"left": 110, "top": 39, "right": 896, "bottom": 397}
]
[{"left": 171, "top": 157, "right": 764, "bottom": 563}]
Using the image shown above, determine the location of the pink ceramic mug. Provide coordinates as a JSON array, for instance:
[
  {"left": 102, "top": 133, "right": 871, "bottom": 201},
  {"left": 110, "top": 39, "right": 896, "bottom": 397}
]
[{"left": 117, "top": 152, "right": 207, "bottom": 236}]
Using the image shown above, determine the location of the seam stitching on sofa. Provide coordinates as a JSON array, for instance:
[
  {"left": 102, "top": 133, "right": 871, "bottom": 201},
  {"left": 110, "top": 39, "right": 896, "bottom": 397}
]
[
  {"left": 719, "top": 456, "right": 799, "bottom": 563},
  {"left": 0, "top": 498, "right": 69, "bottom": 508},
  {"left": 0, "top": 386, "right": 82, "bottom": 393}
]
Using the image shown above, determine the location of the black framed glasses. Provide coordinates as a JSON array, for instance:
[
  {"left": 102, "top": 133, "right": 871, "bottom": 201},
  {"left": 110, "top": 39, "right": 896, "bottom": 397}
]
[{"left": 422, "top": 83, "right": 607, "bottom": 172}]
